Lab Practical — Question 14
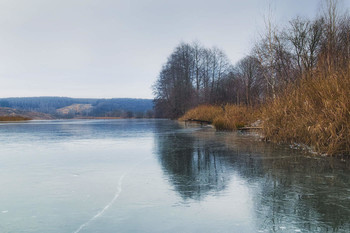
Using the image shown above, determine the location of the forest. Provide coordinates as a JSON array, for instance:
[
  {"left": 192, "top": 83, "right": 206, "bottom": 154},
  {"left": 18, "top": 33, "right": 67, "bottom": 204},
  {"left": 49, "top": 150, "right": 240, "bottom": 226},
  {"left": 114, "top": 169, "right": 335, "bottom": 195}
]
[
  {"left": 0, "top": 97, "right": 154, "bottom": 118},
  {"left": 153, "top": 0, "right": 350, "bottom": 156}
]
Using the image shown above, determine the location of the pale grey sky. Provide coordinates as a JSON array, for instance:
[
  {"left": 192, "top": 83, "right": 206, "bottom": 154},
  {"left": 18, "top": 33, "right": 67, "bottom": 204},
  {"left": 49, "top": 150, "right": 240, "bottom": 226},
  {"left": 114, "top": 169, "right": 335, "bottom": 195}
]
[{"left": 0, "top": 0, "right": 348, "bottom": 98}]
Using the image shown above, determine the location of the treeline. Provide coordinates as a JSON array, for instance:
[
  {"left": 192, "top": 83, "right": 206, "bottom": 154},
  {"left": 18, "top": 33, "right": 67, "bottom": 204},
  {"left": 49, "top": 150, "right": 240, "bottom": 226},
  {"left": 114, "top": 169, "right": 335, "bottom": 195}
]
[
  {"left": 0, "top": 97, "right": 154, "bottom": 118},
  {"left": 153, "top": 0, "right": 350, "bottom": 119},
  {"left": 153, "top": 43, "right": 232, "bottom": 118},
  {"left": 0, "top": 97, "right": 81, "bottom": 113},
  {"left": 88, "top": 99, "right": 154, "bottom": 118}
]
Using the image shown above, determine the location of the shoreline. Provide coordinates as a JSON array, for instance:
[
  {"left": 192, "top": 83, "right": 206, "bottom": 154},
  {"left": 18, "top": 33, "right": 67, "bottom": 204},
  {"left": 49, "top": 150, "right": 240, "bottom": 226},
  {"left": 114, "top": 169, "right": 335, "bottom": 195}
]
[
  {"left": 179, "top": 105, "right": 349, "bottom": 159},
  {"left": 0, "top": 116, "right": 32, "bottom": 121}
]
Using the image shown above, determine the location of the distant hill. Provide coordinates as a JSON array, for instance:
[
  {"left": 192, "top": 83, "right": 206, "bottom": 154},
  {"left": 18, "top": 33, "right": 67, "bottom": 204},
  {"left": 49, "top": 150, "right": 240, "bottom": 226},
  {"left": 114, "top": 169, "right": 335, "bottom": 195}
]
[
  {"left": 0, "top": 97, "right": 154, "bottom": 118},
  {"left": 56, "top": 104, "right": 93, "bottom": 116},
  {"left": 0, "top": 107, "right": 53, "bottom": 120}
]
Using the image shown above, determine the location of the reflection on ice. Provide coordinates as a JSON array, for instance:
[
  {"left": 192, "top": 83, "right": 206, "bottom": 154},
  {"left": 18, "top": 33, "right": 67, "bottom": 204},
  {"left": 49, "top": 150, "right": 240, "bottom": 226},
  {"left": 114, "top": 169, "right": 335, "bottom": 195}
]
[{"left": 154, "top": 120, "right": 350, "bottom": 232}]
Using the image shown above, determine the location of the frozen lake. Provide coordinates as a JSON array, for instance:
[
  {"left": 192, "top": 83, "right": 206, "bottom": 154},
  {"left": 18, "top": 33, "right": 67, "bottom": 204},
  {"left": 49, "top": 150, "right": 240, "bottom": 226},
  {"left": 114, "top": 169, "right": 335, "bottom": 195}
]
[{"left": 0, "top": 119, "right": 349, "bottom": 232}]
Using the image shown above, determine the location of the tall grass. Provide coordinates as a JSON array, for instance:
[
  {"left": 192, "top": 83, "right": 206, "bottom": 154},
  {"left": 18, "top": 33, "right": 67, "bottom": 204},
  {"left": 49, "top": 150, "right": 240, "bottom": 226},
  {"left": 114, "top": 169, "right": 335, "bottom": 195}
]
[
  {"left": 213, "top": 105, "right": 258, "bottom": 130},
  {"left": 179, "top": 105, "right": 223, "bottom": 123},
  {"left": 263, "top": 68, "right": 350, "bottom": 156},
  {"left": 180, "top": 104, "right": 259, "bottom": 130}
]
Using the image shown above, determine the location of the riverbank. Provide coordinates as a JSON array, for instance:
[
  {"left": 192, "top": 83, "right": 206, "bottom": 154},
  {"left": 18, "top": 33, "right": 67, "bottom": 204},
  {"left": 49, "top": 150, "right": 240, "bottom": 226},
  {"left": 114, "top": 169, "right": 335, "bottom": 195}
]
[
  {"left": 179, "top": 105, "right": 260, "bottom": 130},
  {"left": 263, "top": 70, "right": 350, "bottom": 157},
  {"left": 180, "top": 69, "right": 350, "bottom": 157},
  {"left": 0, "top": 116, "right": 32, "bottom": 121}
]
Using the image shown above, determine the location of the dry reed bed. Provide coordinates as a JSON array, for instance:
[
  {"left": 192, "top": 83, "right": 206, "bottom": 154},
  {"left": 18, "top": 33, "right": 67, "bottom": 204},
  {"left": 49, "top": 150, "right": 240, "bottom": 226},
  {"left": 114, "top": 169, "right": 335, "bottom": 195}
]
[
  {"left": 179, "top": 104, "right": 259, "bottom": 130},
  {"left": 263, "top": 70, "right": 350, "bottom": 156}
]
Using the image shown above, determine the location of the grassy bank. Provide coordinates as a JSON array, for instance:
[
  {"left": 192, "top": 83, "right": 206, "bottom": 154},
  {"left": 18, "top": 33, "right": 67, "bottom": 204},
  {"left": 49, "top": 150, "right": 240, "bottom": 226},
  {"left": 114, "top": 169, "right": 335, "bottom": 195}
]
[
  {"left": 0, "top": 116, "right": 32, "bottom": 121},
  {"left": 262, "top": 69, "right": 350, "bottom": 156},
  {"left": 180, "top": 69, "right": 350, "bottom": 157},
  {"left": 179, "top": 104, "right": 260, "bottom": 130}
]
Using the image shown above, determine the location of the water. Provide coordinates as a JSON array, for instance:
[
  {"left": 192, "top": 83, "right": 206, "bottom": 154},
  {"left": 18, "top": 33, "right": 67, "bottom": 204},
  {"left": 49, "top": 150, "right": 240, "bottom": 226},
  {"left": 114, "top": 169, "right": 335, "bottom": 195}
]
[{"left": 0, "top": 119, "right": 349, "bottom": 233}]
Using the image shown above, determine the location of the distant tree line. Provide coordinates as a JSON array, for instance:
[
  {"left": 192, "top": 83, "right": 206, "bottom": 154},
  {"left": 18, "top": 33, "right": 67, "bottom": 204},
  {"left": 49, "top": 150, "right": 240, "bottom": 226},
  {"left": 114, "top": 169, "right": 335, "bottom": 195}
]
[
  {"left": 0, "top": 97, "right": 80, "bottom": 113},
  {"left": 0, "top": 97, "right": 154, "bottom": 118},
  {"left": 88, "top": 98, "right": 154, "bottom": 117},
  {"left": 153, "top": 0, "right": 350, "bottom": 118}
]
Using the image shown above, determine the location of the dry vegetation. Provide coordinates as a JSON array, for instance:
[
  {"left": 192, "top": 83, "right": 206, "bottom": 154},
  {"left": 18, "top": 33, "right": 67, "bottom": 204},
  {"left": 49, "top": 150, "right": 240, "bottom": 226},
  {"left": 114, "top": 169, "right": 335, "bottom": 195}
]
[
  {"left": 263, "top": 67, "right": 350, "bottom": 156},
  {"left": 180, "top": 104, "right": 259, "bottom": 130},
  {"left": 181, "top": 65, "right": 350, "bottom": 156},
  {"left": 160, "top": 0, "right": 350, "bottom": 157},
  {"left": 179, "top": 105, "right": 223, "bottom": 123},
  {"left": 0, "top": 116, "right": 31, "bottom": 121}
]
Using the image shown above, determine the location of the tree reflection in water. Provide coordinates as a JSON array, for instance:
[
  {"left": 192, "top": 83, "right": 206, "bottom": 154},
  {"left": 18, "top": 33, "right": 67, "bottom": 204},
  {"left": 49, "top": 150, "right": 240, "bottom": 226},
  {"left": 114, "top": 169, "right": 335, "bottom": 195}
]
[
  {"left": 154, "top": 121, "right": 233, "bottom": 200},
  {"left": 154, "top": 120, "right": 350, "bottom": 232}
]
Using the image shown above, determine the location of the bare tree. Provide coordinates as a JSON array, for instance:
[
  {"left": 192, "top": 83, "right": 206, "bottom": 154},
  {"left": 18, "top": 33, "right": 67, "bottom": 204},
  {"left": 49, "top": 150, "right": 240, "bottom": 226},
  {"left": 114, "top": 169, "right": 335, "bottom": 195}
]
[
  {"left": 254, "top": 5, "right": 279, "bottom": 99},
  {"left": 236, "top": 56, "right": 263, "bottom": 106},
  {"left": 153, "top": 42, "right": 233, "bottom": 118}
]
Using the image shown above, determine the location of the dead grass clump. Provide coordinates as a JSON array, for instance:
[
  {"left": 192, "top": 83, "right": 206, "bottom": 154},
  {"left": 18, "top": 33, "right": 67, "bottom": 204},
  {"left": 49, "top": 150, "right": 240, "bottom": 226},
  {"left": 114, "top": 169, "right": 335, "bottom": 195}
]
[
  {"left": 179, "top": 105, "right": 223, "bottom": 123},
  {"left": 263, "top": 69, "right": 350, "bottom": 156},
  {"left": 180, "top": 104, "right": 259, "bottom": 130},
  {"left": 212, "top": 105, "right": 257, "bottom": 130}
]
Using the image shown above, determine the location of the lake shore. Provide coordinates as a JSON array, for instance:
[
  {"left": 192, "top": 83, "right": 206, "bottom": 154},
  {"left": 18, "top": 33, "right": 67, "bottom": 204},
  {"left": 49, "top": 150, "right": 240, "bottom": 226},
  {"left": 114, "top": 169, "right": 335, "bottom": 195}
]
[
  {"left": 180, "top": 90, "right": 350, "bottom": 158},
  {"left": 0, "top": 116, "right": 32, "bottom": 121}
]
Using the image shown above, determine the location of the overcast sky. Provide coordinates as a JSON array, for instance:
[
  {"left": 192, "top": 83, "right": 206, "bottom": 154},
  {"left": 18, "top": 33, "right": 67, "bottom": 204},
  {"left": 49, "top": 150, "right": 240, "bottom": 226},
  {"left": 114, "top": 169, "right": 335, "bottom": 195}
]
[{"left": 0, "top": 0, "right": 348, "bottom": 99}]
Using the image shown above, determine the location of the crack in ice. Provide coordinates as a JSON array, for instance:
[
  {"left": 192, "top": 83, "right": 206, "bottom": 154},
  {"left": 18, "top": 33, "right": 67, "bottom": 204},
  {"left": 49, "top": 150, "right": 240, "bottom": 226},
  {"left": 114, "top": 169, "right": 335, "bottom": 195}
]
[
  {"left": 72, "top": 157, "right": 150, "bottom": 233},
  {"left": 72, "top": 173, "right": 126, "bottom": 233}
]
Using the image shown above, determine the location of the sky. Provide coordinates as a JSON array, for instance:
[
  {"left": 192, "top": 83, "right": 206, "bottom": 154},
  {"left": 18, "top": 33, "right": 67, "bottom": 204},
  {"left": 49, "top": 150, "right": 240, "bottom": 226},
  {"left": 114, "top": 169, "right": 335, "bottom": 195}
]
[{"left": 0, "top": 0, "right": 348, "bottom": 99}]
